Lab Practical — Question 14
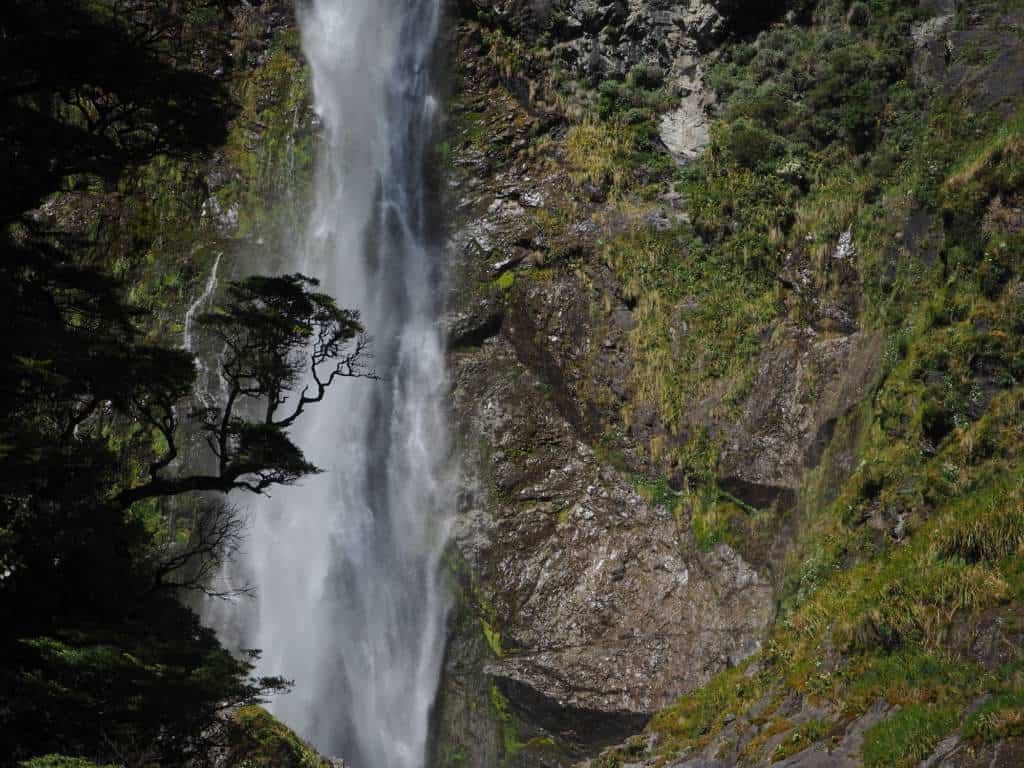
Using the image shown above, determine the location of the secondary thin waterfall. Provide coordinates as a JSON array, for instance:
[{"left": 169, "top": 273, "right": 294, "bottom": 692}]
[{"left": 213, "top": 1, "right": 451, "bottom": 765}]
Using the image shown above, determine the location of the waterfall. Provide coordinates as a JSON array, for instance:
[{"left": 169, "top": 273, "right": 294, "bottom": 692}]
[
  {"left": 182, "top": 253, "right": 220, "bottom": 356},
  {"left": 183, "top": 253, "right": 224, "bottom": 410},
  {"left": 212, "top": 1, "right": 452, "bottom": 766}
]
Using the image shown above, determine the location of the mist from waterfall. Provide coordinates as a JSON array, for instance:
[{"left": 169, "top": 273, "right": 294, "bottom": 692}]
[{"left": 207, "top": 1, "right": 451, "bottom": 766}]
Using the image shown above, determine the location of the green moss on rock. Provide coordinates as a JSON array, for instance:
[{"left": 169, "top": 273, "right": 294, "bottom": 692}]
[{"left": 224, "top": 706, "right": 331, "bottom": 768}]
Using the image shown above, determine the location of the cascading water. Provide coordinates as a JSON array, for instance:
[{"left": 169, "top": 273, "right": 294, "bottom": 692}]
[
  {"left": 183, "top": 253, "right": 224, "bottom": 410},
  {"left": 209, "top": 1, "right": 451, "bottom": 765}
]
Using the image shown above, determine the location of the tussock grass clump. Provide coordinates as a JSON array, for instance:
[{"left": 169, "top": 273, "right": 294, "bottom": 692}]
[
  {"left": 480, "top": 26, "right": 528, "bottom": 81},
  {"left": 564, "top": 118, "right": 671, "bottom": 197},
  {"left": 838, "top": 556, "right": 1009, "bottom": 653},
  {"left": 931, "top": 493, "right": 1024, "bottom": 564},
  {"left": 772, "top": 719, "right": 830, "bottom": 762},
  {"left": 943, "top": 113, "right": 1024, "bottom": 207},
  {"left": 965, "top": 684, "right": 1024, "bottom": 743},
  {"left": 604, "top": 227, "right": 775, "bottom": 431},
  {"left": 843, "top": 651, "right": 983, "bottom": 713},
  {"left": 565, "top": 121, "right": 630, "bottom": 191},
  {"left": 861, "top": 703, "right": 958, "bottom": 768},
  {"left": 649, "top": 659, "right": 766, "bottom": 754}
]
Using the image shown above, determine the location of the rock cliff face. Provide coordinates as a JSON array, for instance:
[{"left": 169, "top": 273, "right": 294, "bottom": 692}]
[
  {"left": 433, "top": 0, "right": 1024, "bottom": 765},
  {"left": 434, "top": 3, "right": 797, "bottom": 764}
]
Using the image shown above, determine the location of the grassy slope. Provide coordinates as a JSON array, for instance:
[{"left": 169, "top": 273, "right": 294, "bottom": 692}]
[
  {"left": 560, "top": 0, "right": 1024, "bottom": 764},
  {"left": 462, "top": 0, "right": 1024, "bottom": 764}
]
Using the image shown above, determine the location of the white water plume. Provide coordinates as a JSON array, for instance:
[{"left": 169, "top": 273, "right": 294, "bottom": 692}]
[{"left": 207, "top": 1, "right": 452, "bottom": 766}]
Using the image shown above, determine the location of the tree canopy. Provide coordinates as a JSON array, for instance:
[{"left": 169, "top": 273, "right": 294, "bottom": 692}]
[
  {"left": 115, "top": 273, "right": 372, "bottom": 507},
  {"left": 0, "top": 2, "right": 370, "bottom": 766},
  {"left": 0, "top": 266, "right": 371, "bottom": 766}
]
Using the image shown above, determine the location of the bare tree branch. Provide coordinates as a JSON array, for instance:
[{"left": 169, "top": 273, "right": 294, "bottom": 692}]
[{"left": 146, "top": 498, "right": 251, "bottom": 598}]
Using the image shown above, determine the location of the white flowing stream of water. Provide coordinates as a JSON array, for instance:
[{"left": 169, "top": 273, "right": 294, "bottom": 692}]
[{"left": 207, "top": 1, "right": 452, "bottom": 765}]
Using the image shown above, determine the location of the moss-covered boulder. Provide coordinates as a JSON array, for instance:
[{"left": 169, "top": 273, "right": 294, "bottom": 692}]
[{"left": 224, "top": 706, "right": 332, "bottom": 768}]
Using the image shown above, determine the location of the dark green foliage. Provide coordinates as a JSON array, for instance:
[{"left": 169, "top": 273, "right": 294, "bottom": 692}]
[
  {"left": 0, "top": 4, "right": 364, "bottom": 766},
  {"left": 0, "top": 0, "right": 237, "bottom": 222},
  {"left": 0, "top": 262, "right": 355, "bottom": 766},
  {"left": 114, "top": 273, "right": 370, "bottom": 506},
  {"left": 2, "top": 605, "right": 288, "bottom": 767},
  {"left": 0, "top": 248, "right": 365, "bottom": 766},
  {"left": 715, "top": 118, "right": 784, "bottom": 170},
  {"left": 201, "top": 274, "right": 366, "bottom": 427},
  {"left": 847, "top": 2, "right": 870, "bottom": 27},
  {"left": 20, "top": 757, "right": 113, "bottom": 768}
]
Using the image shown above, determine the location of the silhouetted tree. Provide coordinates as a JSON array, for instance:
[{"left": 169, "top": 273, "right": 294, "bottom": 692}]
[
  {"left": 0, "top": 266, "right": 372, "bottom": 765},
  {"left": 115, "top": 274, "right": 373, "bottom": 507},
  {"left": 0, "top": 0, "right": 237, "bottom": 221},
  {"left": 0, "top": 3, "right": 370, "bottom": 766}
]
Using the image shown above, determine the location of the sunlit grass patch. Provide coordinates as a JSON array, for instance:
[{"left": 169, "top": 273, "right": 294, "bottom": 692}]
[
  {"left": 965, "top": 685, "right": 1024, "bottom": 743},
  {"left": 861, "top": 703, "right": 959, "bottom": 768}
]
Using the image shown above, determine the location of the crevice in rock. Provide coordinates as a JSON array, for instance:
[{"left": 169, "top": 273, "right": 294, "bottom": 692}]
[
  {"left": 493, "top": 674, "right": 651, "bottom": 757},
  {"left": 803, "top": 416, "right": 838, "bottom": 469},
  {"left": 448, "top": 311, "right": 504, "bottom": 350},
  {"left": 719, "top": 476, "right": 797, "bottom": 512},
  {"left": 720, "top": 3, "right": 790, "bottom": 39}
]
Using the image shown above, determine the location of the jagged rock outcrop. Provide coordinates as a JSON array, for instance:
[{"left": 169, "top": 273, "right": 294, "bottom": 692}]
[
  {"left": 716, "top": 326, "right": 883, "bottom": 513},
  {"left": 460, "top": 0, "right": 733, "bottom": 159}
]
